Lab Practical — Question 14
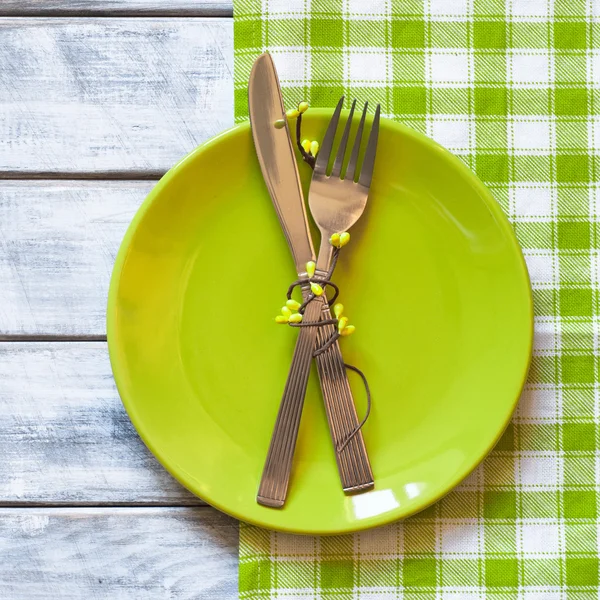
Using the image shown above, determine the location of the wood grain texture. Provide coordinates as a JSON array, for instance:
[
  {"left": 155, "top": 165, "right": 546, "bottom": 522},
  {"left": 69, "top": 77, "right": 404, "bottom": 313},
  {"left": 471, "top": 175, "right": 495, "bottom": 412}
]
[
  {"left": 0, "top": 341, "right": 201, "bottom": 505},
  {"left": 0, "top": 18, "right": 233, "bottom": 176},
  {"left": 0, "top": 507, "right": 237, "bottom": 599},
  {"left": 0, "top": 1, "right": 232, "bottom": 16},
  {"left": 0, "top": 181, "right": 147, "bottom": 336}
]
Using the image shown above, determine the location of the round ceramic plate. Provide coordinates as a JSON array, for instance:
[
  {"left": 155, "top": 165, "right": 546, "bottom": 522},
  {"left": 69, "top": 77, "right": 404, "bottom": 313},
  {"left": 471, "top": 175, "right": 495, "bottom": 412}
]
[{"left": 107, "top": 111, "right": 532, "bottom": 535}]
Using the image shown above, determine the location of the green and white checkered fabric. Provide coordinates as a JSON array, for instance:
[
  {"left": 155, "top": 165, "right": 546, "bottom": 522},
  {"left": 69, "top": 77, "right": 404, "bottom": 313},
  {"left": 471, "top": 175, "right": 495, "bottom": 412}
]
[{"left": 234, "top": 0, "right": 600, "bottom": 597}]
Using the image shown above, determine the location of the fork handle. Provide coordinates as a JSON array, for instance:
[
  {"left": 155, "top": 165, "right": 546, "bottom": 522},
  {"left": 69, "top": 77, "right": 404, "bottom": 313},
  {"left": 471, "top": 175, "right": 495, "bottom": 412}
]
[
  {"left": 308, "top": 243, "right": 373, "bottom": 492},
  {"left": 257, "top": 299, "right": 322, "bottom": 507},
  {"left": 314, "top": 301, "right": 374, "bottom": 493}
]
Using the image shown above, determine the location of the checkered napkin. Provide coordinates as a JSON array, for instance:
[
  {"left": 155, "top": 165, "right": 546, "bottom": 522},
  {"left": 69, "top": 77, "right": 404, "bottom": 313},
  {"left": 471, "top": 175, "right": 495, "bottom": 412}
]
[{"left": 234, "top": 0, "right": 600, "bottom": 597}]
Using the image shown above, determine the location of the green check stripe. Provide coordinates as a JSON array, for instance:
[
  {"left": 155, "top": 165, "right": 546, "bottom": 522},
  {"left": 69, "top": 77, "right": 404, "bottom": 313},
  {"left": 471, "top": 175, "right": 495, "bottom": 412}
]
[{"left": 235, "top": 0, "right": 600, "bottom": 597}]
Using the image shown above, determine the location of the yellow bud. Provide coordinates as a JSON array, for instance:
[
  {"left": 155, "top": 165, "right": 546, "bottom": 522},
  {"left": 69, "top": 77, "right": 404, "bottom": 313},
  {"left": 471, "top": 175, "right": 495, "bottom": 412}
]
[
  {"left": 339, "top": 232, "right": 350, "bottom": 247},
  {"left": 275, "top": 315, "right": 289, "bottom": 324},
  {"left": 341, "top": 325, "right": 355, "bottom": 337},
  {"left": 274, "top": 119, "right": 286, "bottom": 129},
  {"left": 333, "top": 303, "right": 344, "bottom": 319},
  {"left": 286, "top": 299, "right": 301, "bottom": 311},
  {"left": 330, "top": 233, "right": 341, "bottom": 248},
  {"left": 288, "top": 313, "right": 303, "bottom": 323},
  {"left": 306, "top": 261, "right": 316, "bottom": 278},
  {"left": 286, "top": 108, "right": 300, "bottom": 119},
  {"left": 298, "top": 101, "right": 309, "bottom": 114},
  {"left": 301, "top": 139, "right": 311, "bottom": 153},
  {"left": 281, "top": 306, "right": 292, "bottom": 318},
  {"left": 310, "top": 282, "right": 324, "bottom": 296},
  {"left": 310, "top": 140, "right": 319, "bottom": 156},
  {"left": 338, "top": 316, "right": 348, "bottom": 333}
]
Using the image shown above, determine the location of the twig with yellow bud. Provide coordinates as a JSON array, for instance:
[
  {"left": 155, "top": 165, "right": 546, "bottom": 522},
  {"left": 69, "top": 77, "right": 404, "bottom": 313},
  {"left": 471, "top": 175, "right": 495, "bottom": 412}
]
[
  {"left": 279, "top": 101, "right": 318, "bottom": 169},
  {"left": 271, "top": 102, "right": 372, "bottom": 440},
  {"left": 275, "top": 232, "right": 356, "bottom": 345},
  {"left": 294, "top": 230, "right": 368, "bottom": 446}
]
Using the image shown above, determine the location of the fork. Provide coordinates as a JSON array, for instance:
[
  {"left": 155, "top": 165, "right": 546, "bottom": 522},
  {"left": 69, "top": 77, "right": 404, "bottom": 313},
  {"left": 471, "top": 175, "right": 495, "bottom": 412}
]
[
  {"left": 310, "top": 97, "right": 380, "bottom": 304},
  {"left": 309, "top": 97, "right": 380, "bottom": 482},
  {"left": 257, "top": 98, "right": 380, "bottom": 507}
]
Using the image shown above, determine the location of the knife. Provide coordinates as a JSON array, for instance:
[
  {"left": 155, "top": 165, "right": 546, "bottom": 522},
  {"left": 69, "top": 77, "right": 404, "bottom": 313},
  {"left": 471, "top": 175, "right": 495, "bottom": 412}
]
[{"left": 249, "top": 53, "right": 373, "bottom": 507}]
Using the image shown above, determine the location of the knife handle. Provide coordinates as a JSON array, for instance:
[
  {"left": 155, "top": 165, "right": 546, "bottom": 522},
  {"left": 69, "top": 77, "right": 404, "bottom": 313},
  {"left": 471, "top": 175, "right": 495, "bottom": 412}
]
[{"left": 257, "top": 299, "right": 322, "bottom": 508}]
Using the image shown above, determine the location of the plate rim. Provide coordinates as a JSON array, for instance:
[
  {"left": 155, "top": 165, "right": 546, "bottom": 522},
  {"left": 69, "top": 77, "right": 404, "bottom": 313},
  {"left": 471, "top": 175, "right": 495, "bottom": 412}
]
[{"left": 107, "top": 112, "right": 534, "bottom": 535}]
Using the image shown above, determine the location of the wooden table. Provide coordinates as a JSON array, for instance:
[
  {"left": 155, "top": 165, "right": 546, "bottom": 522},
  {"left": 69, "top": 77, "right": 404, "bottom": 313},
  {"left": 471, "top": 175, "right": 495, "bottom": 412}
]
[{"left": 0, "top": 3, "right": 238, "bottom": 597}]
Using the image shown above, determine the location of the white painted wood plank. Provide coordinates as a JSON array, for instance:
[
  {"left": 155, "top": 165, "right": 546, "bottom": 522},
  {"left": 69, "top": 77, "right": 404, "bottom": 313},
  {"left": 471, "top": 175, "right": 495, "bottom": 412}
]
[
  {"left": 0, "top": 1, "right": 232, "bottom": 15},
  {"left": 0, "top": 341, "right": 200, "bottom": 505},
  {"left": 0, "top": 507, "right": 237, "bottom": 599},
  {"left": 0, "top": 181, "right": 145, "bottom": 336},
  {"left": 0, "top": 18, "right": 233, "bottom": 175}
]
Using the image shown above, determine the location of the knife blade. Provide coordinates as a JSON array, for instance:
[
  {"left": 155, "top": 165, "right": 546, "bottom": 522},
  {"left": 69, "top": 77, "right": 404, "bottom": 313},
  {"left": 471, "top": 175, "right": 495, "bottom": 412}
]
[{"left": 249, "top": 53, "right": 315, "bottom": 274}]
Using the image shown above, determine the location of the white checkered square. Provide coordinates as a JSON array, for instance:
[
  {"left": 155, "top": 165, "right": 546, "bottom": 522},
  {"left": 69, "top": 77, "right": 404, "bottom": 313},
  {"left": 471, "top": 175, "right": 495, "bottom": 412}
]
[
  {"left": 510, "top": 52, "right": 551, "bottom": 85},
  {"left": 517, "top": 386, "right": 559, "bottom": 421},
  {"left": 348, "top": 50, "right": 388, "bottom": 84},
  {"left": 512, "top": 185, "right": 553, "bottom": 217},
  {"left": 429, "top": 50, "right": 471, "bottom": 85},
  {"left": 519, "top": 522, "right": 561, "bottom": 556},
  {"left": 270, "top": 49, "right": 310, "bottom": 84},
  {"left": 589, "top": 51, "right": 600, "bottom": 86},
  {"left": 431, "top": 118, "right": 471, "bottom": 152},
  {"left": 357, "top": 525, "right": 402, "bottom": 557},
  {"left": 591, "top": 250, "right": 600, "bottom": 288},
  {"left": 429, "top": 0, "right": 469, "bottom": 18},
  {"left": 518, "top": 454, "right": 561, "bottom": 489},
  {"left": 522, "top": 592, "right": 565, "bottom": 600},
  {"left": 263, "top": 0, "right": 306, "bottom": 15},
  {"left": 347, "top": 0, "right": 388, "bottom": 17},
  {"left": 441, "top": 522, "right": 482, "bottom": 555},
  {"left": 588, "top": 117, "right": 600, "bottom": 149},
  {"left": 524, "top": 252, "right": 556, "bottom": 285},
  {"left": 512, "top": 119, "right": 552, "bottom": 152},
  {"left": 532, "top": 320, "right": 558, "bottom": 352},
  {"left": 509, "top": 0, "right": 550, "bottom": 18}
]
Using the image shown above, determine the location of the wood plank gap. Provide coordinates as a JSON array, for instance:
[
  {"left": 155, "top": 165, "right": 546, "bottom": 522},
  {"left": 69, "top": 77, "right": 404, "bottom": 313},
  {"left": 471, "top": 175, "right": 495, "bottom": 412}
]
[
  {"left": 0, "top": 11, "right": 233, "bottom": 17},
  {"left": 0, "top": 171, "right": 166, "bottom": 181},
  {"left": 0, "top": 501, "right": 206, "bottom": 508},
  {"left": 0, "top": 335, "right": 107, "bottom": 342}
]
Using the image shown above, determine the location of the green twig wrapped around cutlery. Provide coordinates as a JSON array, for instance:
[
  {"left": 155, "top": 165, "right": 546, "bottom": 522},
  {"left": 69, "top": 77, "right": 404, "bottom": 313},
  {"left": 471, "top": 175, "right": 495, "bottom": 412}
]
[{"left": 273, "top": 102, "right": 371, "bottom": 452}]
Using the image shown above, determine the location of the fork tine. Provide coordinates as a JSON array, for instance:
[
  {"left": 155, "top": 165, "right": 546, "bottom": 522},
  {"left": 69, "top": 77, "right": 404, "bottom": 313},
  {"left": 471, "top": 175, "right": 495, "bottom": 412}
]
[
  {"left": 330, "top": 99, "right": 356, "bottom": 178},
  {"left": 358, "top": 103, "right": 380, "bottom": 188},
  {"left": 314, "top": 96, "right": 344, "bottom": 175},
  {"left": 347, "top": 102, "right": 368, "bottom": 182}
]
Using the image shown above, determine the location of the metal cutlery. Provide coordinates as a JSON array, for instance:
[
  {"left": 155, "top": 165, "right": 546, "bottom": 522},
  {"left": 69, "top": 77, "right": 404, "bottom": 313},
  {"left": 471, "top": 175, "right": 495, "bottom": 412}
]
[
  {"left": 306, "top": 95, "right": 380, "bottom": 490},
  {"left": 249, "top": 53, "right": 379, "bottom": 507}
]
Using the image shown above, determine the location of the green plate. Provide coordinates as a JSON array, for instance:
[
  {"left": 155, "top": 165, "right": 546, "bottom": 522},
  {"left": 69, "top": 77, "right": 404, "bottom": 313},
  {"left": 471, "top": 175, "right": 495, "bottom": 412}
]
[{"left": 107, "top": 111, "right": 532, "bottom": 535}]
